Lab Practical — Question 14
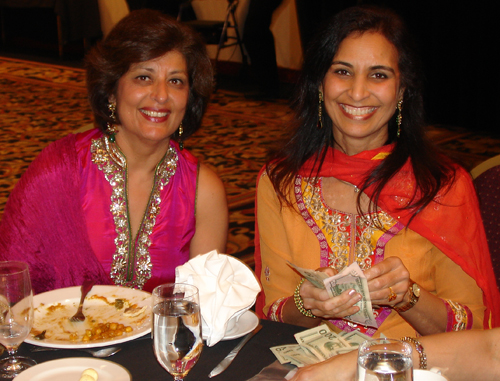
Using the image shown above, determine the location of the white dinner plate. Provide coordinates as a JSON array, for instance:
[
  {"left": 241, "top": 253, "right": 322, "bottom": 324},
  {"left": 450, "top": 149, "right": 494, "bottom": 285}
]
[
  {"left": 202, "top": 310, "right": 259, "bottom": 341},
  {"left": 26, "top": 285, "right": 151, "bottom": 349},
  {"left": 13, "top": 357, "right": 131, "bottom": 381}
]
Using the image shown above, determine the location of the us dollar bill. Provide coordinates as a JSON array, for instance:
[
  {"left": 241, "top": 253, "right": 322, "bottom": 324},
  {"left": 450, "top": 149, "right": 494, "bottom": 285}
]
[
  {"left": 286, "top": 261, "right": 328, "bottom": 289},
  {"left": 270, "top": 344, "right": 318, "bottom": 367},
  {"left": 271, "top": 325, "right": 370, "bottom": 367},
  {"left": 340, "top": 330, "right": 372, "bottom": 348},
  {"left": 294, "top": 325, "right": 352, "bottom": 361},
  {"left": 324, "top": 262, "right": 378, "bottom": 328}
]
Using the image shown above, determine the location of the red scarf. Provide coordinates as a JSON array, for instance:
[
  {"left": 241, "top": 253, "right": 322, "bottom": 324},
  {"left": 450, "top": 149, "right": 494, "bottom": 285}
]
[{"left": 254, "top": 144, "right": 500, "bottom": 328}]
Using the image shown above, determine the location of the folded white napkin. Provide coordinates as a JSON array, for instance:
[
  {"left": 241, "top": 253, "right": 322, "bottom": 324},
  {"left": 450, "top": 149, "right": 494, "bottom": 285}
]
[{"left": 175, "top": 250, "right": 261, "bottom": 346}]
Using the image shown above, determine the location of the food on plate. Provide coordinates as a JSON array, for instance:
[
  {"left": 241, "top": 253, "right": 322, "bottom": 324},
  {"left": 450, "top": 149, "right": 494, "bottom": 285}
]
[
  {"left": 30, "top": 289, "right": 150, "bottom": 344},
  {"left": 79, "top": 367, "right": 98, "bottom": 381},
  {"left": 90, "top": 296, "right": 147, "bottom": 317},
  {"left": 81, "top": 321, "right": 133, "bottom": 342},
  {"left": 123, "top": 305, "right": 147, "bottom": 318},
  {"left": 33, "top": 329, "right": 46, "bottom": 340}
]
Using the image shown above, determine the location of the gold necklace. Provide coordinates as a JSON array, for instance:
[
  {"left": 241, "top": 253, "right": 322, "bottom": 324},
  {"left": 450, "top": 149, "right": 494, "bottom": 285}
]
[{"left": 337, "top": 178, "right": 360, "bottom": 193}]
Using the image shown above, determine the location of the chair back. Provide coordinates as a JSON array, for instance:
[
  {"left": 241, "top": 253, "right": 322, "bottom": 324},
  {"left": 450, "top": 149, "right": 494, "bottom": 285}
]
[
  {"left": 98, "top": 0, "right": 130, "bottom": 37},
  {"left": 472, "top": 155, "right": 500, "bottom": 289}
]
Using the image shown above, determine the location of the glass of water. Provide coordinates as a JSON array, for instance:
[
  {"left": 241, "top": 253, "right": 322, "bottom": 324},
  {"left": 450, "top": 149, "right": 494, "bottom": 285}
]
[
  {"left": 0, "top": 261, "right": 36, "bottom": 379},
  {"left": 152, "top": 283, "right": 203, "bottom": 381},
  {"left": 357, "top": 338, "right": 413, "bottom": 381}
]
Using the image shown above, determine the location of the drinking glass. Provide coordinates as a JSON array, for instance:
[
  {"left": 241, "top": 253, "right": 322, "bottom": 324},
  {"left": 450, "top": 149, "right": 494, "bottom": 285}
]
[
  {"left": 152, "top": 283, "right": 203, "bottom": 381},
  {"left": 0, "top": 261, "right": 36, "bottom": 379},
  {"left": 357, "top": 338, "right": 413, "bottom": 381}
]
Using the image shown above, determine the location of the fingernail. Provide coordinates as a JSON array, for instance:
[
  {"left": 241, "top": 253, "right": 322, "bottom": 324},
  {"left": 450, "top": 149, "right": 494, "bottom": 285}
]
[{"left": 348, "top": 289, "right": 356, "bottom": 296}]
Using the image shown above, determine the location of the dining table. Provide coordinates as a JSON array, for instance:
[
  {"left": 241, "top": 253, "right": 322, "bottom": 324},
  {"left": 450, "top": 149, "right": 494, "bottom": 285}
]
[{"left": 5, "top": 318, "right": 303, "bottom": 381}]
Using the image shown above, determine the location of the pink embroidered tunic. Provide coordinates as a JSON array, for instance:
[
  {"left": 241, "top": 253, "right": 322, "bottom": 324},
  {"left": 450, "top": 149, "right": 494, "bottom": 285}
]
[{"left": 0, "top": 129, "right": 197, "bottom": 294}]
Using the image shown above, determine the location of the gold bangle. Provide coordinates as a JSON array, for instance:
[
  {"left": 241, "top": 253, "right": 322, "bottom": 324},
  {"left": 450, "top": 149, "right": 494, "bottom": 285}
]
[
  {"left": 400, "top": 336, "right": 427, "bottom": 369},
  {"left": 294, "top": 278, "right": 316, "bottom": 318}
]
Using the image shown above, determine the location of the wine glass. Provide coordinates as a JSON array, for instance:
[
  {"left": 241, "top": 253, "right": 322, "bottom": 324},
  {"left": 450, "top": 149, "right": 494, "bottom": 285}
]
[
  {"left": 357, "top": 338, "right": 413, "bottom": 381},
  {"left": 0, "top": 261, "right": 36, "bottom": 379},
  {"left": 152, "top": 283, "right": 203, "bottom": 381}
]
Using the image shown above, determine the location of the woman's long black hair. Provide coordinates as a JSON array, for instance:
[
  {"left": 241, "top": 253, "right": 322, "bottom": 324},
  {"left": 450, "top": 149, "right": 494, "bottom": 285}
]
[{"left": 267, "top": 5, "right": 456, "bottom": 226}]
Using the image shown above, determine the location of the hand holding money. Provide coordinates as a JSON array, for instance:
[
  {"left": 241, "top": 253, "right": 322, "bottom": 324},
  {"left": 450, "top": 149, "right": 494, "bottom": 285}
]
[{"left": 323, "top": 263, "right": 378, "bottom": 327}]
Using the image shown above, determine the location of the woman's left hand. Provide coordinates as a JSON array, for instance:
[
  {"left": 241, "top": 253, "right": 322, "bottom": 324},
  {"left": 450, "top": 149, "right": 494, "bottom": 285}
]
[{"left": 363, "top": 257, "right": 410, "bottom": 307}]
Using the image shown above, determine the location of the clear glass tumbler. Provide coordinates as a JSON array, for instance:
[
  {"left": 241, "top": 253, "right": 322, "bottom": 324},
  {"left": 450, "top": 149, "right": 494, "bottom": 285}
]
[{"left": 357, "top": 338, "right": 413, "bottom": 381}]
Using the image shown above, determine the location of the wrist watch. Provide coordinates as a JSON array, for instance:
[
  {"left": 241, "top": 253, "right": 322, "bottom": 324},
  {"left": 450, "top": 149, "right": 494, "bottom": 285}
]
[{"left": 394, "top": 280, "right": 420, "bottom": 313}]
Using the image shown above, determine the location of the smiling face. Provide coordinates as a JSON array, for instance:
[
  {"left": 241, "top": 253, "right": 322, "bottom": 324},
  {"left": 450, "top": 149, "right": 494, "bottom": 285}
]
[
  {"left": 322, "top": 31, "right": 402, "bottom": 155},
  {"left": 110, "top": 50, "right": 189, "bottom": 150}
]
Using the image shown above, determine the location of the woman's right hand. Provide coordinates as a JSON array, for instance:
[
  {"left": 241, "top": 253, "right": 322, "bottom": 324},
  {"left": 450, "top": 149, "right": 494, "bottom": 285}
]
[{"left": 300, "top": 268, "right": 362, "bottom": 320}]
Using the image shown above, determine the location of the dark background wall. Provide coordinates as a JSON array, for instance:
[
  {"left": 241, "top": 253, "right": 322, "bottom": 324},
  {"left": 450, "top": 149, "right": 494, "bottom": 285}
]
[
  {"left": 1, "top": 1, "right": 497, "bottom": 135},
  {"left": 390, "top": 1, "right": 498, "bottom": 135}
]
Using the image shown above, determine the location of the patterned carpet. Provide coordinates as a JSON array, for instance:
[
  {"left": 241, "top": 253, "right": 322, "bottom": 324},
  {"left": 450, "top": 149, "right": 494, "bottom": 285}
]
[{"left": 1, "top": 56, "right": 500, "bottom": 267}]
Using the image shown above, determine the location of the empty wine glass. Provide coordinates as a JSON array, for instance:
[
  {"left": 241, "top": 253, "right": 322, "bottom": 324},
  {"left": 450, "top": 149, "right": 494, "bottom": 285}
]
[
  {"left": 0, "top": 261, "right": 36, "bottom": 378},
  {"left": 152, "top": 283, "right": 203, "bottom": 381}
]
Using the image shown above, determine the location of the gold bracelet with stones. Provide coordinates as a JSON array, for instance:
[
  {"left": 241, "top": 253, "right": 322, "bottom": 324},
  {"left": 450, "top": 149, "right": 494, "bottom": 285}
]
[{"left": 294, "top": 278, "right": 317, "bottom": 318}]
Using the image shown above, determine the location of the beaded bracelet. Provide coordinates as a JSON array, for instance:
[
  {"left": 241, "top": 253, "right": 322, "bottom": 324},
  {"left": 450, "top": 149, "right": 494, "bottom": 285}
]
[
  {"left": 294, "top": 278, "right": 316, "bottom": 318},
  {"left": 400, "top": 336, "right": 427, "bottom": 369}
]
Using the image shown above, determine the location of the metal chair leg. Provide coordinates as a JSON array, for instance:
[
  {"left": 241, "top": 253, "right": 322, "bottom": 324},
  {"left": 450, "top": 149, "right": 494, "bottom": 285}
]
[{"left": 215, "top": 1, "right": 247, "bottom": 66}]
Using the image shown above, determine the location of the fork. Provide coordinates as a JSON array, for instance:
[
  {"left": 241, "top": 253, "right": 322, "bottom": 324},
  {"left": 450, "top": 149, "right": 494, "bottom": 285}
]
[{"left": 70, "top": 280, "right": 94, "bottom": 322}]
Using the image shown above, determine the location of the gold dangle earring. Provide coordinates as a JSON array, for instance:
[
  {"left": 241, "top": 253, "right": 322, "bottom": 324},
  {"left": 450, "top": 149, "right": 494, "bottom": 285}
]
[
  {"left": 396, "top": 99, "right": 403, "bottom": 138},
  {"left": 178, "top": 123, "right": 184, "bottom": 150},
  {"left": 318, "top": 90, "right": 324, "bottom": 129},
  {"left": 106, "top": 101, "right": 118, "bottom": 142}
]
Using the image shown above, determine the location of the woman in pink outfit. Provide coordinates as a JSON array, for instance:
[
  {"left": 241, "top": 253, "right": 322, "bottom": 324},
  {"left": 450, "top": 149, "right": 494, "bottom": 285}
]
[{"left": 0, "top": 10, "right": 228, "bottom": 294}]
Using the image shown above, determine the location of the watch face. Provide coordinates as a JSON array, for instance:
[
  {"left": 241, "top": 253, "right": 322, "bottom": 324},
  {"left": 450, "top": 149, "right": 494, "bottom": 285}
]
[{"left": 412, "top": 283, "right": 421, "bottom": 297}]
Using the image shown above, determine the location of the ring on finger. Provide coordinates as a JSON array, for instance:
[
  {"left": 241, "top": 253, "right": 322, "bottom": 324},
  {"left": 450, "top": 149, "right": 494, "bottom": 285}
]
[{"left": 388, "top": 286, "right": 397, "bottom": 302}]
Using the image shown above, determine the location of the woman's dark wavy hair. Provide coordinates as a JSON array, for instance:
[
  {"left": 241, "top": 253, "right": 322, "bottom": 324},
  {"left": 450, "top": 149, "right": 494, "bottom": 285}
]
[
  {"left": 267, "top": 5, "right": 455, "bottom": 226},
  {"left": 85, "top": 9, "right": 213, "bottom": 142}
]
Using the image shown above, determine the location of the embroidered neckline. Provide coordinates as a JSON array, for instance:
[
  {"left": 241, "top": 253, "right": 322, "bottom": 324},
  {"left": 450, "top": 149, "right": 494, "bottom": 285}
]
[
  {"left": 91, "top": 135, "right": 178, "bottom": 289},
  {"left": 295, "top": 175, "right": 404, "bottom": 335},
  {"left": 296, "top": 176, "right": 397, "bottom": 271}
]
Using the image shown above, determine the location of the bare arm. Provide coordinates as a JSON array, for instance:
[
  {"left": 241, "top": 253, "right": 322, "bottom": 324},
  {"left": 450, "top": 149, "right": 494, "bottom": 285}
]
[
  {"left": 189, "top": 163, "right": 228, "bottom": 257},
  {"left": 290, "top": 328, "right": 500, "bottom": 381},
  {"left": 364, "top": 257, "right": 449, "bottom": 335},
  {"left": 418, "top": 329, "right": 500, "bottom": 380}
]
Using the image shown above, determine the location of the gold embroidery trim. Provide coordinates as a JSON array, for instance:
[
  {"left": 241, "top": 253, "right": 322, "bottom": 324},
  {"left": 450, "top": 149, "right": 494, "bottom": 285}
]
[
  {"left": 446, "top": 299, "right": 469, "bottom": 331},
  {"left": 91, "top": 136, "right": 178, "bottom": 289},
  {"left": 269, "top": 297, "right": 286, "bottom": 322},
  {"left": 302, "top": 179, "right": 395, "bottom": 272}
]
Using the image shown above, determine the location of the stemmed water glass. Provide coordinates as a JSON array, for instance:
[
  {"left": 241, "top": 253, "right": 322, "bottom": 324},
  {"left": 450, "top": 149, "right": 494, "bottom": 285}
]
[
  {"left": 152, "top": 283, "right": 203, "bottom": 381},
  {"left": 0, "top": 261, "right": 36, "bottom": 379}
]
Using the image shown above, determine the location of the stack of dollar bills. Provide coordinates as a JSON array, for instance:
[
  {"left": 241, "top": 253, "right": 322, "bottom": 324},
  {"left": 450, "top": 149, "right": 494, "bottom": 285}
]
[{"left": 270, "top": 324, "right": 370, "bottom": 368}]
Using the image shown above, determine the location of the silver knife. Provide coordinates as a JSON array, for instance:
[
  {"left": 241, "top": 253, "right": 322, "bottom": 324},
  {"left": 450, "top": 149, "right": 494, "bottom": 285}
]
[{"left": 209, "top": 324, "right": 263, "bottom": 378}]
